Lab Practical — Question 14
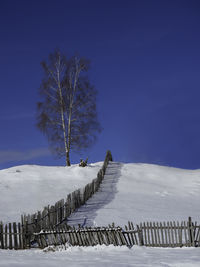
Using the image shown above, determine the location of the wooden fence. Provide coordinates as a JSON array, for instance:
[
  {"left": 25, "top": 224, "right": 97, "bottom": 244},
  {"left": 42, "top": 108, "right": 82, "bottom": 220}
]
[
  {"left": 1, "top": 217, "right": 200, "bottom": 250},
  {"left": 21, "top": 150, "right": 112, "bottom": 238},
  {"left": 0, "top": 222, "right": 27, "bottom": 249},
  {"left": 138, "top": 217, "right": 200, "bottom": 247},
  {"left": 0, "top": 151, "right": 113, "bottom": 250},
  {"left": 33, "top": 217, "right": 200, "bottom": 249}
]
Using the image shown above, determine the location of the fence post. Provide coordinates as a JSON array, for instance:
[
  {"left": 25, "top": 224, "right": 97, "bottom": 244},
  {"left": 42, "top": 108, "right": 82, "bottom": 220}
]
[
  {"left": 137, "top": 225, "right": 144, "bottom": 246},
  {"left": 188, "top": 217, "right": 195, "bottom": 247},
  {"left": 24, "top": 220, "right": 31, "bottom": 249},
  {"left": 0, "top": 222, "right": 4, "bottom": 249}
]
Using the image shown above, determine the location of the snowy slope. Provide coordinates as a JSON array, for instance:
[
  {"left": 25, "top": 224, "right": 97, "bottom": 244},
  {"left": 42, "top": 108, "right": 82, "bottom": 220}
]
[
  {"left": 1, "top": 161, "right": 200, "bottom": 267},
  {"left": 68, "top": 161, "right": 200, "bottom": 226},
  {"left": 0, "top": 162, "right": 102, "bottom": 223}
]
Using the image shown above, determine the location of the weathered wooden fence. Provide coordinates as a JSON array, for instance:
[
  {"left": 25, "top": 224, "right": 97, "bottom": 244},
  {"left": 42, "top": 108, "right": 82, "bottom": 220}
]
[
  {"left": 1, "top": 150, "right": 200, "bottom": 250},
  {"left": 138, "top": 217, "right": 200, "bottom": 247},
  {"left": 0, "top": 222, "right": 27, "bottom": 249},
  {"left": 33, "top": 217, "right": 200, "bottom": 249},
  {"left": 0, "top": 151, "right": 113, "bottom": 250},
  {"left": 1, "top": 217, "right": 200, "bottom": 250}
]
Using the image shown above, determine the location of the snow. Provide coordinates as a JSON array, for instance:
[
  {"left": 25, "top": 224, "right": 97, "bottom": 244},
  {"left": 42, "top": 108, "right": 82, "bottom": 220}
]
[
  {"left": 1, "top": 161, "right": 200, "bottom": 266},
  {"left": 0, "top": 162, "right": 102, "bottom": 223},
  {"left": 68, "top": 162, "right": 200, "bottom": 226},
  {"left": 0, "top": 246, "right": 200, "bottom": 266}
]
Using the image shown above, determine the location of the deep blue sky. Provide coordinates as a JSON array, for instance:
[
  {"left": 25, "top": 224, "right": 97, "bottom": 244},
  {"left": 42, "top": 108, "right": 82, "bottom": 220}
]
[{"left": 0, "top": 0, "right": 200, "bottom": 169}]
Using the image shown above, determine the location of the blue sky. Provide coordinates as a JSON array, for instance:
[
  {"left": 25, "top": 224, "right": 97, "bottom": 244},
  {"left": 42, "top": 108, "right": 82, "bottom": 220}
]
[{"left": 0, "top": 0, "right": 200, "bottom": 169}]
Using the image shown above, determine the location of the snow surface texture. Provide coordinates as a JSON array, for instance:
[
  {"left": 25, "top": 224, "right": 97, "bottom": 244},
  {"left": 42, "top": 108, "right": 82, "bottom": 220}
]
[
  {"left": 68, "top": 161, "right": 200, "bottom": 226},
  {"left": 0, "top": 246, "right": 200, "bottom": 266},
  {"left": 0, "top": 162, "right": 102, "bottom": 223},
  {"left": 1, "top": 161, "right": 200, "bottom": 266}
]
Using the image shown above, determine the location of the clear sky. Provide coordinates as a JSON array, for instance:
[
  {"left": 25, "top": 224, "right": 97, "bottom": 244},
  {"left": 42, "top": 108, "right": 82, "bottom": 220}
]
[{"left": 0, "top": 0, "right": 200, "bottom": 169}]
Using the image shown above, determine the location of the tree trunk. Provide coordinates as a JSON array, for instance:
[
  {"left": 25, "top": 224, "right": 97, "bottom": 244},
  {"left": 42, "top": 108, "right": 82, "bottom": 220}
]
[
  {"left": 66, "top": 150, "right": 70, "bottom": 166},
  {"left": 56, "top": 56, "right": 70, "bottom": 167}
]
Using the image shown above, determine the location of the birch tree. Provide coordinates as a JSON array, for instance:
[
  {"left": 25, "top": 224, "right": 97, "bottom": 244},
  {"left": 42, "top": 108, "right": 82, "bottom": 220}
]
[{"left": 36, "top": 50, "right": 101, "bottom": 166}]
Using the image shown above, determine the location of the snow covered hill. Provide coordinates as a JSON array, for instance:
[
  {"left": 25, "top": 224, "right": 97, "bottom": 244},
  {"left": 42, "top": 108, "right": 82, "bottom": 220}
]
[
  {"left": 1, "top": 161, "right": 200, "bottom": 267},
  {"left": 68, "top": 161, "right": 200, "bottom": 226},
  {"left": 0, "top": 162, "right": 102, "bottom": 223},
  {"left": 1, "top": 161, "right": 200, "bottom": 226}
]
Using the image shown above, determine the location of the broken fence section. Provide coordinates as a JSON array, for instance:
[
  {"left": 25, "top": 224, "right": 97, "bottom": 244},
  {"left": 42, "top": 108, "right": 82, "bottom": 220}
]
[{"left": 33, "top": 217, "right": 200, "bottom": 249}]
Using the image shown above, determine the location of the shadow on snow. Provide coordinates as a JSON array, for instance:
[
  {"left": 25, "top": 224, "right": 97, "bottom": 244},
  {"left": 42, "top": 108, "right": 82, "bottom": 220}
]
[{"left": 67, "top": 162, "right": 122, "bottom": 227}]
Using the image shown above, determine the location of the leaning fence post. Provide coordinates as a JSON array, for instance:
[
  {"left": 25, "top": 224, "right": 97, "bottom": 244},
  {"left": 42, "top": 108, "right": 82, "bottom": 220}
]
[{"left": 137, "top": 225, "right": 144, "bottom": 246}]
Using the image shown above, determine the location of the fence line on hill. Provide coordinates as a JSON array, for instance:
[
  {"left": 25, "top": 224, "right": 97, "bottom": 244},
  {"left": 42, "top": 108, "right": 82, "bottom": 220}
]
[
  {"left": 1, "top": 217, "right": 200, "bottom": 249},
  {"left": 0, "top": 150, "right": 113, "bottom": 249}
]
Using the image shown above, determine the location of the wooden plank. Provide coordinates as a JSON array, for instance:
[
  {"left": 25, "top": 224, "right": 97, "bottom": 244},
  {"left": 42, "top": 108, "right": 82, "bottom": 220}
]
[
  {"left": 89, "top": 227, "right": 96, "bottom": 246},
  {"left": 128, "top": 221, "right": 135, "bottom": 245},
  {"left": 9, "top": 223, "right": 12, "bottom": 249},
  {"left": 160, "top": 222, "right": 164, "bottom": 246},
  {"left": 79, "top": 230, "right": 86, "bottom": 246},
  {"left": 59, "top": 226, "right": 66, "bottom": 245},
  {"left": 183, "top": 221, "right": 188, "bottom": 246},
  {"left": 150, "top": 222, "right": 154, "bottom": 246},
  {"left": 48, "top": 228, "right": 54, "bottom": 246},
  {"left": 0, "top": 223, "right": 4, "bottom": 249},
  {"left": 104, "top": 228, "right": 111, "bottom": 245},
  {"left": 167, "top": 222, "right": 171, "bottom": 247},
  {"left": 59, "top": 227, "right": 66, "bottom": 245},
  {"left": 194, "top": 225, "right": 200, "bottom": 247},
  {"left": 116, "top": 228, "right": 124, "bottom": 246},
  {"left": 95, "top": 229, "right": 102, "bottom": 245},
  {"left": 187, "top": 217, "right": 192, "bottom": 247},
  {"left": 125, "top": 225, "right": 132, "bottom": 246},
  {"left": 146, "top": 222, "right": 151, "bottom": 246},
  {"left": 41, "top": 231, "right": 48, "bottom": 248},
  {"left": 76, "top": 229, "right": 83, "bottom": 246},
  {"left": 4, "top": 224, "right": 8, "bottom": 249},
  {"left": 163, "top": 222, "right": 168, "bottom": 245},
  {"left": 18, "top": 222, "right": 22, "bottom": 249},
  {"left": 197, "top": 226, "right": 200, "bottom": 247},
  {"left": 13, "top": 222, "right": 18, "bottom": 249},
  {"left": 131, "top": 222, "right": 138, "bottom": 245},
  {"left": 156, "top": 222, "right": 161, "bottom": 247},
  {"left": 173, "top": 221, "right": 178, "bottom": 246},
  {"left": 98, "top": 229, "right": 105, "bottom": 245},
  {"left": 153, "top": 222, "right": 157, "bottom": 246},
  {"left": 190, "top": 219, "right": 195, "bottom": 247},
  {"left": 139, "top": 223, "right": 144, "bottom": 246},
  {"left": 72, "top": 227, "right": 79, "bottom": 245},
  {"left": 37, "top": 211, "right": 42, "bottom": 232},
  {"left": 142, "top": 222, "right": 147, "bottom": 246},
  {"left": 85, "top": 229, "right": 92, "bottom": 246},
  {"left": 114, "top": 229, "right": 120, "bottom": 246},
  {"left": 170, "top": 222, "right": 174, "bottom": 247},
  {"left": 108, "top": 225, "right": 116, "bottom": 246},
  {"left": 68, "top": 230, "right": 75, "bottom": 246},
  {"left": 136, "top": 224, "right": 142, "bottom": 246},
  {"left": 178, "top": 222, "right": 182, "bottom": 247}
]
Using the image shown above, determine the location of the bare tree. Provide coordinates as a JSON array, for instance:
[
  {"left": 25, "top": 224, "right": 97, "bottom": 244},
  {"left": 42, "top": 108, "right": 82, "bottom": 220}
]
[{"left": 36, "top": 49, "right": 101, "bottom": 166}]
